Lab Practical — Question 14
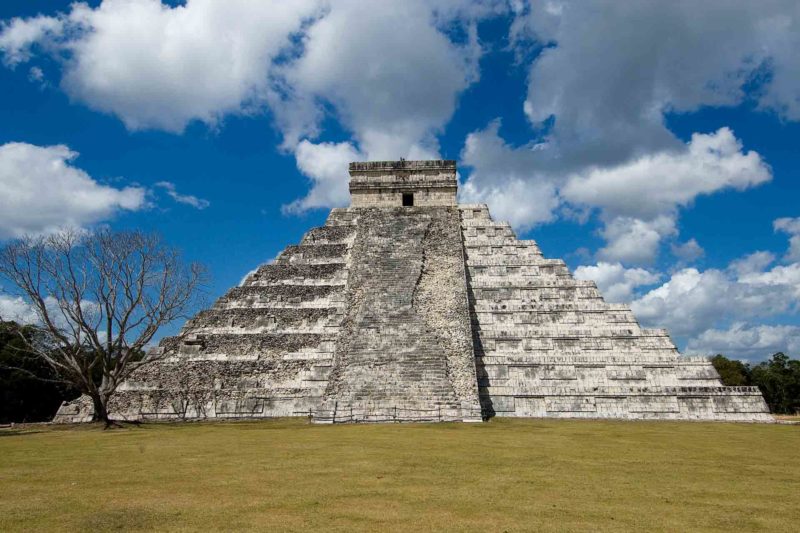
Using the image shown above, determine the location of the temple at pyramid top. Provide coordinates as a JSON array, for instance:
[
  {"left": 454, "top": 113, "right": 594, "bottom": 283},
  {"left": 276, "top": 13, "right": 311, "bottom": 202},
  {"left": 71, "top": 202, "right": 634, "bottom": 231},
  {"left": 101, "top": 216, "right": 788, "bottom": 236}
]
[{"left": 349, "top": 159, "right": 458, "bottom": 207}]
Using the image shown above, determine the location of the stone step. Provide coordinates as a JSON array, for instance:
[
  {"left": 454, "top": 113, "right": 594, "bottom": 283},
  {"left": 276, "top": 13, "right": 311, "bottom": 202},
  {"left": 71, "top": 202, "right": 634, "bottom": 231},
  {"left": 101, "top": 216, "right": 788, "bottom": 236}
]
[
  {"left": 186, "top": 307, "right": 339, "bottom": 332},
  {"left": 301, "top": 225, "right": 357, "bottom": 245},
  {"left": 476, "top": 339, "right": 668, "bottom": 351},
  {"left": 246, "top": 263, "right": 347, "bottom": 285},
  {"left": 481, "top": 388, "right": 770, "bottom": 419},
  {"left": 458, "top": 203, "right": 491, "bottom": 215},
  {"left": 217, "top": 284, "right": 345, "bottom": 308},
  {"left": 463, "top": 238, "right": 527, "bottom": 247},
  {"left": 471, "top": 326, "right": 666, "bottom": 337},
  {"left": 471, "top": 265, "right": 578, "bottom": 276},
  {"left": 325, "top": 207, "right": 361, "bottom": 222},
  {"left": 476, "top": 340, "right": 677, "bottom": 352},
  {"left": 472, "top": 315, "right": 637, "bottom": 327},
  {"left": 160, "top": 332, "right": 334, "bottom": 359},
  {"left": 463, "top": 228, "right": 517, "bottom": 239},
  {"left": 469, "top": 289, "right": 603, "bottom": 302},
  {"left": 275, "top": 243, "right": 349, "bottom": 263},
  {"left": 478, "top": 385, "right": 765, "bottom": 396},
  {"left": 469, "top": 302, "right": 632, "bottom": 312},
  {"left": 467, "top": 260, "right": 578, "bottom": 270},
  {"left": 480, "top": 374, "right": 723, "bottom": 388},
  {"left": 275, "top": 257, "right": 348, "bottom": 266},
  {"left": 477, "top": 354, "right": 712, "bottom": 365},
  {"left": 468, "top": 279, "right": 596, "bottom": 289}
]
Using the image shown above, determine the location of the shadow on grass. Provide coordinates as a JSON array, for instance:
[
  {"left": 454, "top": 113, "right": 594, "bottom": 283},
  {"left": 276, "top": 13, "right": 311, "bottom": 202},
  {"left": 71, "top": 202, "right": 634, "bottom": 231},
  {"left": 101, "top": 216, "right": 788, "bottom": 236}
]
[
  {"left": 0, "top": 421, "right": 144, "bottom": 437},
  {"left": 82, "top": 507, "right": 179, "bottom": 533},
  {"left": 0, "top": 429, "right": 46, "bottom": 437}
]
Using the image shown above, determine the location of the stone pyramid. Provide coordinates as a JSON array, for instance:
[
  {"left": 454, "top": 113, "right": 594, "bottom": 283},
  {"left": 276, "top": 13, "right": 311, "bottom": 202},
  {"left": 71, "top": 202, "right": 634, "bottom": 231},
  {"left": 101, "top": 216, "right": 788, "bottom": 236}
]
[{"left": 56, "top": 160, "right": 771, "bottom": 423}]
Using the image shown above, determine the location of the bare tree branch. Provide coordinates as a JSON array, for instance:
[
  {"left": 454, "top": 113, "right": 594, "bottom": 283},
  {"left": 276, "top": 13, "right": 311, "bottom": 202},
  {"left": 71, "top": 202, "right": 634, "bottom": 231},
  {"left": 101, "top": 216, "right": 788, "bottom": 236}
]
[{"left": 0, "top": 228, "right": 206, "bottom": 424}]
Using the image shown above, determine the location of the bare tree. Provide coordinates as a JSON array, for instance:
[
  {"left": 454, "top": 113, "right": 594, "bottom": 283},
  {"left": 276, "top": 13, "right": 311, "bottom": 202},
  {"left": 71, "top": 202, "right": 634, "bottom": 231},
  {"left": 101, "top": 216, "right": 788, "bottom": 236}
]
[{"left": 0, "top": 228, "right": 205, "bottom": 425}]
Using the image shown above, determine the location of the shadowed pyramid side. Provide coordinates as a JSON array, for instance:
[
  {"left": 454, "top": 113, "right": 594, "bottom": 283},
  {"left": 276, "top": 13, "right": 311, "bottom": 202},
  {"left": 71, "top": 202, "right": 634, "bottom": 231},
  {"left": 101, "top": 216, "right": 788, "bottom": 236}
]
[{"left": 55, "top": 209, "right": 361, "bottom": 422}]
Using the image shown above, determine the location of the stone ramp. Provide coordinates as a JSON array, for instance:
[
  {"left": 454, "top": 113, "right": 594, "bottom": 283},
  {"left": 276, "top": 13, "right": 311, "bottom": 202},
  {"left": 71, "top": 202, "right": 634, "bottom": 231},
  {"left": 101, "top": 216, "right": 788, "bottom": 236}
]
[
  {"left": 317, "top": 207, "right": 481, "bottom": 422},
  {"left": 461, "top": 204, "right": 771, "bottom": 422}
]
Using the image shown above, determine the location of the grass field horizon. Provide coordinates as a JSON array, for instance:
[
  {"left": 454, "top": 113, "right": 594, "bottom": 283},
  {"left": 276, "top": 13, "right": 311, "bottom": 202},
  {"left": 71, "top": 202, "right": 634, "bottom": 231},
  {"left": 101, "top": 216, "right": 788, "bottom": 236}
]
[{"left": 1, "top": 418, "right": 798, "bottom": 532}]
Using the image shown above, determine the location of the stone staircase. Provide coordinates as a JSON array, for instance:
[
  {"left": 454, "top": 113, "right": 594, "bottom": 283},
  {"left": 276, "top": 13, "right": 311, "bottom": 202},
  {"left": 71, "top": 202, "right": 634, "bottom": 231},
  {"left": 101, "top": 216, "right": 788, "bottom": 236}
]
[
  {"left": 460, "top": 204, "right": 771, "bottom": 421},
  {"left": 317, "top": 207, "right": 482, "bottom": 422}
]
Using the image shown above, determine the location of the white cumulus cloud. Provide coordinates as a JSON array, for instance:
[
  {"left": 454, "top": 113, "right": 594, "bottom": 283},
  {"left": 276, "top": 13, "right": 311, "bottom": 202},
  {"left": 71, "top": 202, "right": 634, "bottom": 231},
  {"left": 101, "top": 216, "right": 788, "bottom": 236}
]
[
  {"left": 596, "top": 216, "right": 676, "bottom": 266},
  {"left": 460, "top": 120, "right": 559, "bottom": 230},
  {"left": 0, "top": 12, "right": 64, "bottom": 66},
  {"left": 686, "top": 323, "right": 800, "bottom": 361},
  {"left": 561, "top": 128, "right": 771, "bottom": 221},
  {"left": 574, "top": 262, "right": 660, "bottom": 303},
  {"left": 671, "top": 239, "right": 705, "bottom": 263},
  {"left": 566, "top": 128, "right": 770, "bottom": 264},
  {"left": 0, "top": 293, "right": 39, "bottom": 324},
  {"left": 283, "top": 140, "right": 362, "bottom": 214},
  {"left": 0, "top": 0, "right": 322, "bottom": 132},
  {"left": 0, "top": 142, "right": 146, "bottom": 239},
  {"left": 462, "top": 1, "right": 797, "bottom": 261},
  {"left": 631, "top": 266, "right": 797, "bottom": 338},
  {"left": 0, "top": 0, "right": 487, "bottom": 213},
  {"left": 278, "top": 0, "right": 480, "bottom": 159},
  {"left": 514, "top": 0, "right": 800, "bottom": 156},
  {"left": 729, "top": 251, "right": 776, "bottom": 277},
  {"left": 155, "top": 181, "right": 209, "bottom": 210},
  {"left": 774, "top": 217, "right": 800, "bottom": 262}
]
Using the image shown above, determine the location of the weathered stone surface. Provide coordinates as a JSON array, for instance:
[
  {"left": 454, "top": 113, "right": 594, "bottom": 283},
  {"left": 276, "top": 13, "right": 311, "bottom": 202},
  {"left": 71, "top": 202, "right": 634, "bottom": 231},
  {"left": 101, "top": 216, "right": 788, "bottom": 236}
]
[
  {"left": 461, "top": 203, "right": 771, "bottom": 422},
  {"left": 54, "top": 160, "right": 771, "bottom": 424},
  {"left": 349, "top": 159, "right": 458, "bottom": 208},
  {"left": 320, "top": 207, "right": 481, "bottom": 421}
]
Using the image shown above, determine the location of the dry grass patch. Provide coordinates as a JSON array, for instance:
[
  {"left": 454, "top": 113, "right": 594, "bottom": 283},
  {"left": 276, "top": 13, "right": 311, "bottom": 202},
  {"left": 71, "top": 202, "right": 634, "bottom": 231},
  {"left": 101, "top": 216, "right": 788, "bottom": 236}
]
[{"left": 0, "top": 418, "right": 798, "bottom": 532}]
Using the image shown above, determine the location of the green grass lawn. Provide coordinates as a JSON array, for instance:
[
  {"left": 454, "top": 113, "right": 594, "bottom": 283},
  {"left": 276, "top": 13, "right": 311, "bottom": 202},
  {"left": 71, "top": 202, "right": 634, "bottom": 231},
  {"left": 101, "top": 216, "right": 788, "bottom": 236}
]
[{"left": 1, "top": 418, "right": 798, "bottom": 532}]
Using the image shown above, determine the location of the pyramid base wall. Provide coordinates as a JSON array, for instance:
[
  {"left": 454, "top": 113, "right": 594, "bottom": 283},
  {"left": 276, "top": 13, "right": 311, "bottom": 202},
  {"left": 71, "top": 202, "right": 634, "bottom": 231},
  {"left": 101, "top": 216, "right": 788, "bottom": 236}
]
[
  {"left": 54, "top": 394, "right": 485, "bottom": 424},
  {"left": 483, "top": 388, "right": 772, "bottom": 422},
  {"left": 54, "top": 391, "right": 324, "bottom": 424},
  {"left": 55, "top": 387, "right": 772, "bottom": 424}
]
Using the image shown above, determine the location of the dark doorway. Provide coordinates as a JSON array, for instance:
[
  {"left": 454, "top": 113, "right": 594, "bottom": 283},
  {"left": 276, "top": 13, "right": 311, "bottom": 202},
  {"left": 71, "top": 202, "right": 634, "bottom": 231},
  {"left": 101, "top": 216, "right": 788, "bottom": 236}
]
[{"left": 402, "top": 193, "right": 414, "bottom": 207}]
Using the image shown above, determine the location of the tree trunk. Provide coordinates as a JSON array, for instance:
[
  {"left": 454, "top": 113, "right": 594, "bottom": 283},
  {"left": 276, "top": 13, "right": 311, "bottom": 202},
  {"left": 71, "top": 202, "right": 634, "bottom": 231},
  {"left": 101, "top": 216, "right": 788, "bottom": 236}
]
[{"left": 91, "top": 393, "right": 111, "bottom": 426}]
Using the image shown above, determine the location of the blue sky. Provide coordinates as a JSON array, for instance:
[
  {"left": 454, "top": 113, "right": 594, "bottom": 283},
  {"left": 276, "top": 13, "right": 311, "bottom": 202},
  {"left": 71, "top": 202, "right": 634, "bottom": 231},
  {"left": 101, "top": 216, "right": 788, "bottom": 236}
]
[{"left": 0, "top": 0, "right": 799, "bottom": 361}]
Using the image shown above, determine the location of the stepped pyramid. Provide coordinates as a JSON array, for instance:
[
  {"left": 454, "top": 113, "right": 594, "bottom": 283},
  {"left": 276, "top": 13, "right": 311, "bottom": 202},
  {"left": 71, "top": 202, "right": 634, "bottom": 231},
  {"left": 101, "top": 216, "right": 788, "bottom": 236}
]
[{"left": 56, "top": 160, "right": 771, "bottom": 423}]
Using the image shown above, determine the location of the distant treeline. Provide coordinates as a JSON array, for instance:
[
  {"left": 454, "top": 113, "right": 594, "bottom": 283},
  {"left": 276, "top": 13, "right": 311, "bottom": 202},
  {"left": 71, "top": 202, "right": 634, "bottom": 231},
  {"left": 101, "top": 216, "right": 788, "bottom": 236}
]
[
  {"left": 711, "top": 353, "right": 800, "bottom": 415},
  {"left": 0, "top": 321, "right": 79, "bottom": 424}
]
